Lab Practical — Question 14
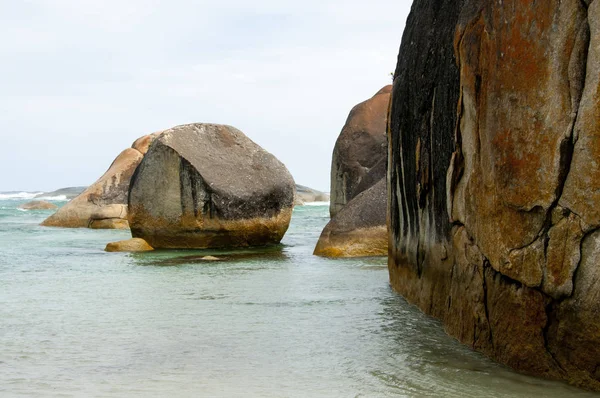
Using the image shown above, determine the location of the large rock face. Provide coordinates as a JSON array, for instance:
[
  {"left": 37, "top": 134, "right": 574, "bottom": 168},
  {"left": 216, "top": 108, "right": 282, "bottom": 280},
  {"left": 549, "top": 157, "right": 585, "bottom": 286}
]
[
  {"left": 128, "top": 123, "right": 295, "bottom": 249},
  {"left": 41, "top": 133, "right": 159, "bottom": 228},
  {"left": 389, "top": 0, "right": 600, "bottom": 390},
  {"left": 329, "top": 86, "right": 391, "bottom": 218},
  {"left": 314, "top": 178, "right": 387, "bottom": 257}
]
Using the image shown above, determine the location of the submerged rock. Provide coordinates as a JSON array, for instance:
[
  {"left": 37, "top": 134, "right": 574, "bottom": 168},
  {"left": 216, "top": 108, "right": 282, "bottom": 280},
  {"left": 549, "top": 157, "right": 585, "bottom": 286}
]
[
  {"left": 19, "top": 200, "right": 58, "bottom": 210},
  {"left": 329, "top": 85, "right": 391, "bottom": 218},
  {"left": 388, "top": 0, "right": 600, "bottom": 390},
  {"left": 105, "top": 238, "right": 154, "bottom": 252},
  {"left": 128, "top": 123, "right": 295, "bottom": 249},
  {"left": 314, "top": 178, "right": 386, "bottom": 258},
  {"left": 41, "top": 133, "right": 159, "bottom": 229}
]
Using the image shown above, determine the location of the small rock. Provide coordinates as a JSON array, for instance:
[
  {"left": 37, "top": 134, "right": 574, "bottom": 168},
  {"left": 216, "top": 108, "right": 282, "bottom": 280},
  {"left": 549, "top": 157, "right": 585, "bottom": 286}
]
[
  {"left": 18, "top": 200, "right": 58, "bottom": 210},
  {"left": 105, "top": 238, "right": 154, "bottom": 252}
]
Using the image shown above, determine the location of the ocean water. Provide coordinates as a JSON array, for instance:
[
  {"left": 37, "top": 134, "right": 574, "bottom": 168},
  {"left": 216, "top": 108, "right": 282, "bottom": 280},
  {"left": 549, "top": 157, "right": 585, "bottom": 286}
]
[{"left": 0, "top": 197, "right": 598, "bottom": 398}]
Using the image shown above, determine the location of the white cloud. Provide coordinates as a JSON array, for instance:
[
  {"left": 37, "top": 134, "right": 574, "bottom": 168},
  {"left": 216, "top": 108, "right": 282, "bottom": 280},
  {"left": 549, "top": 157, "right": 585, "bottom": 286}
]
[{"left": 0, "top": 0, "right": 411, "bottom": 191}]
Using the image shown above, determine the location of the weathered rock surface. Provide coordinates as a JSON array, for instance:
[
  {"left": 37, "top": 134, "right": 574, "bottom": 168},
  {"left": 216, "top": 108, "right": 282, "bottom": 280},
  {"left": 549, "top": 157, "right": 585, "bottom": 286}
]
[
  {"left": 317, "top": 86, "right": 391, "bottom": 258},
  {"left": 388, "top": 0, "right": 600, "bottom": 390},
  {"left": 314, "top": 178, "right": 386, "bottom": 257},
  {"left": 128, "top": 123, "right": 295, "bottom": 249},
  {"left": 295, "top": 184, "right": 329, "bottom": 206},
  {"left": 90, "top": 218, "right": 130, "bottom": 230},
  {"left": 330, "top": 85, "right": 391, "bottom": 218},
  {"left": 18, "top": 200, "right": 58, "bottom": 210},
  {"left": 41, "top": 133, "right": 159, "bottom": 229},
  {"left": 105, "top": 238, "right": 154, "bottom": 252}
]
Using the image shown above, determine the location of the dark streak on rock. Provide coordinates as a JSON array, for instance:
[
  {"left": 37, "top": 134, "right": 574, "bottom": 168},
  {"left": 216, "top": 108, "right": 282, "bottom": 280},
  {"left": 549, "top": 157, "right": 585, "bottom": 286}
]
[{"left": 388, "top": 0, "right": 462, "bottom": 260}]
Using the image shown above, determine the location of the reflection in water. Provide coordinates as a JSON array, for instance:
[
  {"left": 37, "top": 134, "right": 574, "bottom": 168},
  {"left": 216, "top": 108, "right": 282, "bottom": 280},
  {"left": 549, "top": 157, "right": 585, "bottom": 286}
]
[
  {"left": 371, "top": 292, "right": 596, "bottom": 397},
  {"left": 131, "top": 244, "right": 289, "bottom": 267}
]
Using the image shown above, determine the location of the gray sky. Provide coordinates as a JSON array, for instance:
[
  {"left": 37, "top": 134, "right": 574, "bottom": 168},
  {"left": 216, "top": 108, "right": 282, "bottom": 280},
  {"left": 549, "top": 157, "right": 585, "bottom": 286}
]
[{"left": 0, "top": 1, "right": 411, "bottom": 192}]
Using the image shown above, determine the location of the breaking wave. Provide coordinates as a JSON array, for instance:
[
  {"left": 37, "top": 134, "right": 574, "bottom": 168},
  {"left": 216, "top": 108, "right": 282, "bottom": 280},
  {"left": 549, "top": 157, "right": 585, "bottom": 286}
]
[
  {"left": 0, "top": 192, "right": 68, "bottom": 201},
  {"left": 0, "top": 192, "right": 43, "bottom": 200},
  {"left": 304, "top": 201, "right": 330, "bottom": 207},
  {"left": 34, "top": 195, "right": 68, "bottom": 201}
]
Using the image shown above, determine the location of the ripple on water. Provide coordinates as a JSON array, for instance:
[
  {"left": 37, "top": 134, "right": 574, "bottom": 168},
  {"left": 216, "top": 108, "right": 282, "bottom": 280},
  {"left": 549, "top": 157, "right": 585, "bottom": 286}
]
[{"left": 0, "top": 202, "right": 599, "bottom": 397}]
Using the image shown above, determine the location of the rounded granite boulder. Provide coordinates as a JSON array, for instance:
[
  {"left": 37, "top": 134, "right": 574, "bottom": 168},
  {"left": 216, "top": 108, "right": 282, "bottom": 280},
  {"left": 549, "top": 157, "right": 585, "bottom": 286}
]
[
  {"left": 41, "top": 133, "right": 159, "bottom": 229},
  {"left": 128, "top": 123, "right": 296, "bottom": 249},
  {"left": 329, "top": 85, "right": 391, "bottom": 217},
  {"left": 314, "top": 178, "right": 387, "bottom": 258}
]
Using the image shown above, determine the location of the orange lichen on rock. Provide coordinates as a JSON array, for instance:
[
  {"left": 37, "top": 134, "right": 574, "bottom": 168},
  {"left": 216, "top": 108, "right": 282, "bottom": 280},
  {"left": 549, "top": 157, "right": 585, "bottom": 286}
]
[{"left": 388, "top": 0, "right": 600, "bottom": 390}]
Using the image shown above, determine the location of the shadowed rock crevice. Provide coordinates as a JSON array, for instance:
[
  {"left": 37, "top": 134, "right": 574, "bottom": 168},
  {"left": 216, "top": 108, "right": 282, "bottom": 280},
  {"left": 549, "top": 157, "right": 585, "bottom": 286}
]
[
  {"left": 481, "top": 260, "right": 493, "bottom": 352},
  {"left": 543, "top": 301, "right": 568, "bottom": 375}
]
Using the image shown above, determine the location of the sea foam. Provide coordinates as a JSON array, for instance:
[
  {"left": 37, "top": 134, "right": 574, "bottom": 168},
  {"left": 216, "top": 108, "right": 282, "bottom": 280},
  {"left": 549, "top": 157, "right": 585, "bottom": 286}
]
[
  {"left": 34, "top": 195, "right": 68, "bottom": 201},
  {"left": 304, "top": 201, "right": 330, "bottom": 207},
  {"left": 0, "top": 192, "right": 44, "bottom": 200},
  {"left": 0, "top": 192, "right": 69, "bottom": 201}
]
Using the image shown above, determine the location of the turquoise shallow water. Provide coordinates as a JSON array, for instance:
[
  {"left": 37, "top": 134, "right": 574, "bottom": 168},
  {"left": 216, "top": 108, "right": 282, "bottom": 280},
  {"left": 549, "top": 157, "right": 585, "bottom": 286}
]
[{"left": 0, "top": 199, "right": 598, "bottom": 397}]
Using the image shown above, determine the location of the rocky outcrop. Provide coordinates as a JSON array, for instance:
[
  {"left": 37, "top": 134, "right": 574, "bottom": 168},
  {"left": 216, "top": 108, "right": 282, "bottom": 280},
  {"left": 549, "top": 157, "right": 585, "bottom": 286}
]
[
  {"left": 314, "top": 178, "right": 386, "bottom": 257},
  {"left": 18, "top": 200, "right": 58, "bottom": 210},
  {"left": 41, "top": 133, "right": 159, "bottom": 229},
  {"left": 295, "top": 185, "right": 329, "bottom": 206},
  {"left": 317, "top": 87, "right": 390, "bottom": 257},
  {"left": 105, "top": 238, "right": 154, "bottom": 252},
  {"left": 34, "top": 187, "right": 86, "bottom": 200},
  {"left": 388, "top": 0, "right": 600, "bottom": 390},
  {"left": 329, "top": 86, "right": 391, "bottom": 218},
  {"left": 128, "top": 123, "right": 295, "bottom": 249}
]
